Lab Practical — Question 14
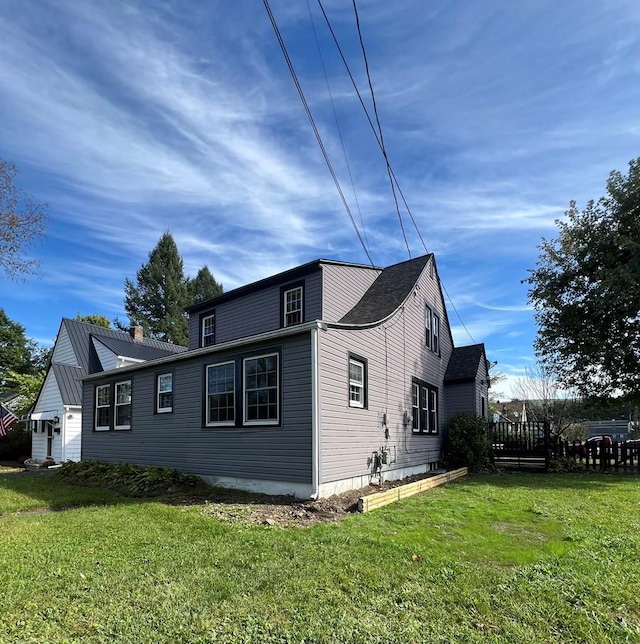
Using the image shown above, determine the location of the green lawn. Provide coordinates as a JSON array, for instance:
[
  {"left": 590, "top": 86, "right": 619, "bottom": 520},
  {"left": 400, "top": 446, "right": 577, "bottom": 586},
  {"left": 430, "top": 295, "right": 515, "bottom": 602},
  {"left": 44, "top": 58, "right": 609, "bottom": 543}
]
[{"left": 1, "top": 473, "right": 639, "bottom": 643}]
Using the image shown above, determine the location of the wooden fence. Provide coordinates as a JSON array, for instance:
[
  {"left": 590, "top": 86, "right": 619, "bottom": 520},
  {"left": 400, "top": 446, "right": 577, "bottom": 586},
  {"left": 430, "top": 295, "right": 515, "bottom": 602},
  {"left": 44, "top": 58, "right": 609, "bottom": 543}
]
[{"left": 554, "top": 438, "right": 640, "bottom": 474}]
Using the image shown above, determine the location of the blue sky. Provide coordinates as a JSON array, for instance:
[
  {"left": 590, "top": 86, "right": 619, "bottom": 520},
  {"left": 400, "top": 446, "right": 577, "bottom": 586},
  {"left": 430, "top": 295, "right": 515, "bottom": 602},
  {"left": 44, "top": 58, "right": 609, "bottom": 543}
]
[{"left": 1, "top": 0, "right": 638, "bottom": 398}]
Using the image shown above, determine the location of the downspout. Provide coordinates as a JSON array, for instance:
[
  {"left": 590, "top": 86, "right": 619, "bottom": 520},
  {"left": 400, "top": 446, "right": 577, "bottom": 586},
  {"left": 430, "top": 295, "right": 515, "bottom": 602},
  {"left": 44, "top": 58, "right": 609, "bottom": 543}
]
[{"left": 310, "top": 325, "right": 321, "bottom": 499}]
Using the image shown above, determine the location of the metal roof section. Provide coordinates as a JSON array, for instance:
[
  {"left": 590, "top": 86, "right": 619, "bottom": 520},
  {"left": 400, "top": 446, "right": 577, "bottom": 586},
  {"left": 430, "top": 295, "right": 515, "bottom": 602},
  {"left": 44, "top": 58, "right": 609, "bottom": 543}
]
[
  {"left": 338, "top": 255, "right": 432, "bottom": 325},
  {"left": 91, "top": 335, "right": 184, "bottom": 362},
  {"left": 444, "top": 344, "right": 487, "bottom": 384},
  {"left": 52, "top": 363, "right": 83, "bottom": 406}
]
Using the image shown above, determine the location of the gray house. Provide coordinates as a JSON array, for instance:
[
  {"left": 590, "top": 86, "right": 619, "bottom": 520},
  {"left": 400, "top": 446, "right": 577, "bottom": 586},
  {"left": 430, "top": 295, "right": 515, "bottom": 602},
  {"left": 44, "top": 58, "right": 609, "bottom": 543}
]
[
  {"left": 30, "top": 318, "right": 186, "bottom": 463},
  {"left": 81, "top": 254, "right": 489, "bottom": 498}
]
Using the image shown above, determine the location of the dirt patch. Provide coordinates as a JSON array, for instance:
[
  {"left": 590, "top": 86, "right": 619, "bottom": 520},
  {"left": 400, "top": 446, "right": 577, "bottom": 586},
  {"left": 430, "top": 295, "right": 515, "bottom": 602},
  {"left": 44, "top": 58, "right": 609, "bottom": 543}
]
[{"left": 198, "top": 472, "right": 442, "bottom": 528}]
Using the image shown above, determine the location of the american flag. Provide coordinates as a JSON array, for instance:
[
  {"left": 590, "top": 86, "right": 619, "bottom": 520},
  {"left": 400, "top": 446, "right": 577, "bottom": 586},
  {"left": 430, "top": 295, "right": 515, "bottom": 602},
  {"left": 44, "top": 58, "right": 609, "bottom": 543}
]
[{"left": 0, "top": 404, "right": 19, "bottom": 437}]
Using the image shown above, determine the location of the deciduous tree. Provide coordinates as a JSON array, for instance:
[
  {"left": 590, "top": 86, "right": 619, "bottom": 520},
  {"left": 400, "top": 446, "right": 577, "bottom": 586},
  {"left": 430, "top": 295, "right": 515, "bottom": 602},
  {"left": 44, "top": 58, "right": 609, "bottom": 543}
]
[
  {"left": 526, "top": 158, "right": 640, "bottom": 400},
  {"left": 0, "top": 159, "right": 47, "bottom": 280}
]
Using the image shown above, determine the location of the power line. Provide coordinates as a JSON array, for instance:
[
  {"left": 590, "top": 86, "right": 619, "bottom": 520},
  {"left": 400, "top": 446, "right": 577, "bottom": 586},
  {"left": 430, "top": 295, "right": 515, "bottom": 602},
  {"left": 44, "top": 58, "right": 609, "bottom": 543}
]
[
  {"left": 351, "top": 0, "right": 411, "bottom": 259},
  {"left": 263, "top": 0, "right": 374, "bottom": 266},
  {"left": 306, "top": 0, "right": 372, "bottom": 259}
]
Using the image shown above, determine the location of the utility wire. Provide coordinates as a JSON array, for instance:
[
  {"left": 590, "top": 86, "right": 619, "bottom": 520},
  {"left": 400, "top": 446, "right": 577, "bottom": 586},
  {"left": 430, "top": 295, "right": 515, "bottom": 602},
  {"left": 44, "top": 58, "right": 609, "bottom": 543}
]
[
  {"left": 306, "top": 0, "right": 372, "bottom": 258},
  {"left": 317, "top": 0, "right": 476, "bottom": 345},
  {"left": 263, "top": 0, "right": 374, "bottom": 266},
  {"left": 351, "top": 0, "right": 411, "bottom": 259}
]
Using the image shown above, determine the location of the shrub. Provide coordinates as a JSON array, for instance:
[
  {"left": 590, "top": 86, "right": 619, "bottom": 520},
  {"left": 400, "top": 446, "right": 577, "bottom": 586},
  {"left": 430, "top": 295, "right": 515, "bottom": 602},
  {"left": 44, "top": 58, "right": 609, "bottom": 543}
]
[
  {"left": 0, "top": 426, "right": 31, "bottom": 460},
  {"left": 55, "top": 460, "right": 207, "bottom": 497},
  {"left": 441, "top": 412, "right": 491, "bottom": 473}
]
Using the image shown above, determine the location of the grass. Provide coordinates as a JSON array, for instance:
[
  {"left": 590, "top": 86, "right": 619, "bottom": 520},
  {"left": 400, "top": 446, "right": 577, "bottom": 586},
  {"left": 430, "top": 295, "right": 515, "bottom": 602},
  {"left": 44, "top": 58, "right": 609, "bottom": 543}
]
[{"left": 1, "top": 472, "right": 639, "bottom": 643}]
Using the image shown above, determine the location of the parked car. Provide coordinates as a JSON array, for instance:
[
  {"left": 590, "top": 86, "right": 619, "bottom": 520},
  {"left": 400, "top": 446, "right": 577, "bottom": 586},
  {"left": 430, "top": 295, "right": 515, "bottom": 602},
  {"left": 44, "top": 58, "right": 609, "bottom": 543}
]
[{"left": 566, "top": 435, "right": 613, "bottom": 457}]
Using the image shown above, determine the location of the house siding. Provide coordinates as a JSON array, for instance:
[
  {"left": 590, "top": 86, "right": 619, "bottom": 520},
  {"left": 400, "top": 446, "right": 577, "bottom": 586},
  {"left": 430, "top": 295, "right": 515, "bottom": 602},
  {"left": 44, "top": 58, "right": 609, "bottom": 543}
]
[
  {"left": 51, "top": 326, "right": 77, "bottom": 365},
  {"left": 32, "top": 370, "right": 63, "bottom": 419},
  {"left": 444, "top": 383, "right": 476, "bottom": 421},
  {"left": 82, "top": 332, "right": 313, "bottom": 484},
  {"left": 62, "top": 406, "right": 82, "bottom": 462},
  {"left": 188, "top": 271, "right": 322, "bottom": 350},
  {"left": 318, "top": 261, "right": 452, "bottom": 485},
  {"left": 321, "top": 263, "right": 381, "bottom": 322}
]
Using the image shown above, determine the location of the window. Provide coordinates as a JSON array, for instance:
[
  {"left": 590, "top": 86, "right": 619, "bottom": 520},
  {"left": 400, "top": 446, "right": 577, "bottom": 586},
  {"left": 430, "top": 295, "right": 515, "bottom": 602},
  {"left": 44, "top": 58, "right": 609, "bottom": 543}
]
[
  {"left": 283, "top": 286, "right": 303, "bottom": 327},
  {"left": 157, "top": 373, "right": 173, "bottom": 413},
  {"left": 244, "top": 354, "right": 279, "bottom": 424},
  {"left": 348, "top": 355, "right": 367, "bottom": 409},
  {"left": 432, "top": 314, "right": 440, "bottom": 355},
  {"left": 202, "top": 314, "right": 215, "bottom": 347},
  {"left": 95, "top": 384, "right": 111, "bottom": 431},
  {"left": 115, "top": 381, "right": 132, "bottom": 429},
  {"left": 95, "top": 381, "right": 132, "bottom": 431},
  {"left": 206, "top": 362, "right": 235, "bottom": 426},
  {"left": 425, "top": 306, "right": 432, "bottom": 349},
  {"left": 425, "top": 305, "right": 440, "bottom": 355},
  {"left": 411, "top": 379, "right": 438, "bottom": 434}
]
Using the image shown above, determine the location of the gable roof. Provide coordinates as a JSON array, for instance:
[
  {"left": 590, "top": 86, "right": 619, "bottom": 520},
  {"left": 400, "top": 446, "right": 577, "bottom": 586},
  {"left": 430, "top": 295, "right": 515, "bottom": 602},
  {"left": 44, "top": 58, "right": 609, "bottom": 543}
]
[
  {"left": 444, "top": 344, "right": 487, "bottom": 384},
  {"left": 60, "top": 318, "right": 186, "bottom": 375},
  {"left": 339, "top": 255, "right": 432, "bottom": 325}
]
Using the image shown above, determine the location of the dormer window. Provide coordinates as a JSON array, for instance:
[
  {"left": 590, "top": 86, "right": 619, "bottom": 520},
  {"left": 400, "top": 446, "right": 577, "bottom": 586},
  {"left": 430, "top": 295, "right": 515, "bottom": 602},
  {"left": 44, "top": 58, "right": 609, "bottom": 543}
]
[
  {"left": 202, "top": 314, "right": 215, "bottom": 347},
  {"left": 283, "top": 285, "right": 303, "bottom": 327}
]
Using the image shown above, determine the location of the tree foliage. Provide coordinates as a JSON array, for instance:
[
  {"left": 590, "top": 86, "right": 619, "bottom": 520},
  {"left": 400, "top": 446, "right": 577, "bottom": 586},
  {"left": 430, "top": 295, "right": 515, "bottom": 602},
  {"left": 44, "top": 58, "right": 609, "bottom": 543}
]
[
  {"left": 121, "top": 233, "right": 223, "bottom": 345},
  {"left": 0, "top": 159, "right": 47, "bottom": 280},
  {"left": 0, "top": 308, "right": 34, "bottom": 389},
  {"left": 526, "top": 158, "right": 640, "bottom": 400},
  {"left": 189, "top": 265, "right": 223, "bottom": 305},
  {"left": 123, "top": 232, "right": 191, "bottom": 345},
  {"left": 76, "top": 314, "right": 112, "bottom": 328}
]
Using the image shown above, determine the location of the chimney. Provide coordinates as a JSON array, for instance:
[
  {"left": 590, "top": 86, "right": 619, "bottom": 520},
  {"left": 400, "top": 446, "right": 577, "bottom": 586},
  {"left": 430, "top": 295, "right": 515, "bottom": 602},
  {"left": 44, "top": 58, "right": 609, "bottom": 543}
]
[{"left": 130, "top": 326, "right": 144, "bottom": 342}]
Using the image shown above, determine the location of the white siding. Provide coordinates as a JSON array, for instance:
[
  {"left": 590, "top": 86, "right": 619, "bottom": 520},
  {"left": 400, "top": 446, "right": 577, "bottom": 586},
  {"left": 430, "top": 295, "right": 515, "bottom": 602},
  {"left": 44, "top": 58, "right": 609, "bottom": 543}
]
[
  {"left": 62, "top": 407, "right": 82, "bottom": 462},
  {"left": 51, "top": 325, "right": 78, "bottom": 365},
  {"left": 32, "top": 432, "right": 47, "bottom": 461},
  {"left": 32, "top": 370, "right": 63, "bottom": 417}
]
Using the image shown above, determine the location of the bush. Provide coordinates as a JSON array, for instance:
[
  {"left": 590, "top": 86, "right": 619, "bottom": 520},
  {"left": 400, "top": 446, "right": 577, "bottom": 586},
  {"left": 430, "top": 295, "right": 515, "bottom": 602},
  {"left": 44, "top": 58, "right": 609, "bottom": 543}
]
[
  {"left": 55, "top": 460, "right": 207, "bottom": 497},
  {"left": 0, "top": 426, "right": 31, "bottom": 460},
  {"left": 441, "top": 412, "right": 491, "bottom": 473}
]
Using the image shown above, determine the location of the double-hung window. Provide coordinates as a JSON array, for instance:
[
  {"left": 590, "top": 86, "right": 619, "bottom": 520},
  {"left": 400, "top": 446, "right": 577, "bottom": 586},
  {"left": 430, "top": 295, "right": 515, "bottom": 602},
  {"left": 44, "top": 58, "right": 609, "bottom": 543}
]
[
  {"left": 95, "top": 385, "right": 111, "bottom": 431},
  {"left": 202, "top": 314, "right": 215, "bottom": 347},
  {"left": 206, "top": 362, "right": 235, "bottom": 426},
  {"left": 244, "top": 354, "right": 279, "bottom": 424},
  {"left": 157, "top": 373, "right": 173, "bottom": 413},
  {"left": 115, "top": 381, "right": 132, "bottom": 429},
  {"left": 95, "top": 380, "right": 132, "bottom": 431},
  {"left": 411, "top": 379, "right": 438, "bottom": 434},
  {"left": 348, "top": 355, "right": 367, "bottom": 408},
  {"left": 283, "top": 286, "right": 303, "bottom": 327},
  {"left": 425, "top": 305, "right": 440, "bottom": 355}
]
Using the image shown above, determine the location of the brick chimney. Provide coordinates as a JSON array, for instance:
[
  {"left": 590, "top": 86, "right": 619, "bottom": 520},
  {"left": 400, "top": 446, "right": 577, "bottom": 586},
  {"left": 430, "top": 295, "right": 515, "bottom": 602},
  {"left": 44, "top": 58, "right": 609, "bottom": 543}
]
[{"left": 129, "top": 326, "right": 144, "bottom": 342}]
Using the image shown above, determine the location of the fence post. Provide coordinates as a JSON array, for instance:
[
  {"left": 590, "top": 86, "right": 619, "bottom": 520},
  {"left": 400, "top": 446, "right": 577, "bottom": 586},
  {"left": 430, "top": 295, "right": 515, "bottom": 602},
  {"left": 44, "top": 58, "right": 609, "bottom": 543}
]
[{"left": 544, "top": 419, "right": 551, "bottom": 472}]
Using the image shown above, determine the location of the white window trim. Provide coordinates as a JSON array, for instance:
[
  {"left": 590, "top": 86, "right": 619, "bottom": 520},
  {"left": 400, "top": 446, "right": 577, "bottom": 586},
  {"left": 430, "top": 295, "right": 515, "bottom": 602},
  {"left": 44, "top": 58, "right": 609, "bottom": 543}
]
[
  {"left": 283, "top": 286, "right": 303, "bottom": 327},
  {"left": 425, "top": 305, "right": 432, "bottom": 349},
  {"left": 432, "top": 314, "right": 440, "bottom": 355},
  {"left": 95, "top": 384, "right": 110, "bottom": 431},
  {"left": 202, "top": 314, "right": 215, "bottom": 347},
  {"left": 349, "top": 358, "right": 365, "bottom": 409},
  {"left": 157, "top": 373, "right": 173, "bottom": 414},
  {"left": 114, "top": 380, "right": 132, "bottom": 430},
  {"left": 206, "top": 361, "right": 236, "bottom": 427},
  {"left": 243, "top": 353, "right": 279, "bottom": 426}
]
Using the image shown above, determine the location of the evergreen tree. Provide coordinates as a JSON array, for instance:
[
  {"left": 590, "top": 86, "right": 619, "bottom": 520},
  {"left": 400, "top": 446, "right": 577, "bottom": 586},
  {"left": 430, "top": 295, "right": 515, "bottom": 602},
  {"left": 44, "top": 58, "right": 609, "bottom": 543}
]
[
  {"left": 188, "top": 265, "right": 223, "bottom": 305},
  {"left": 123, "top": 232, "right": 190, "bottom": 345}
]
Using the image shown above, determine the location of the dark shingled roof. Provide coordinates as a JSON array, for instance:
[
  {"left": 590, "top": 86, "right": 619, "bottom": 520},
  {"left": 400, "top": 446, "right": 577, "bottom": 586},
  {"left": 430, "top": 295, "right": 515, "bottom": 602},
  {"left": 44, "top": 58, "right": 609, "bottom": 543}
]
[
  {"left": 92, "top": 335, "right": 185, "bottom": 362},
  {"left": 444, "top": 344, "right": 486, "bottom": 384},
  {"left": 339, "top": 255, "right": 432, "bottom": 325}
]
